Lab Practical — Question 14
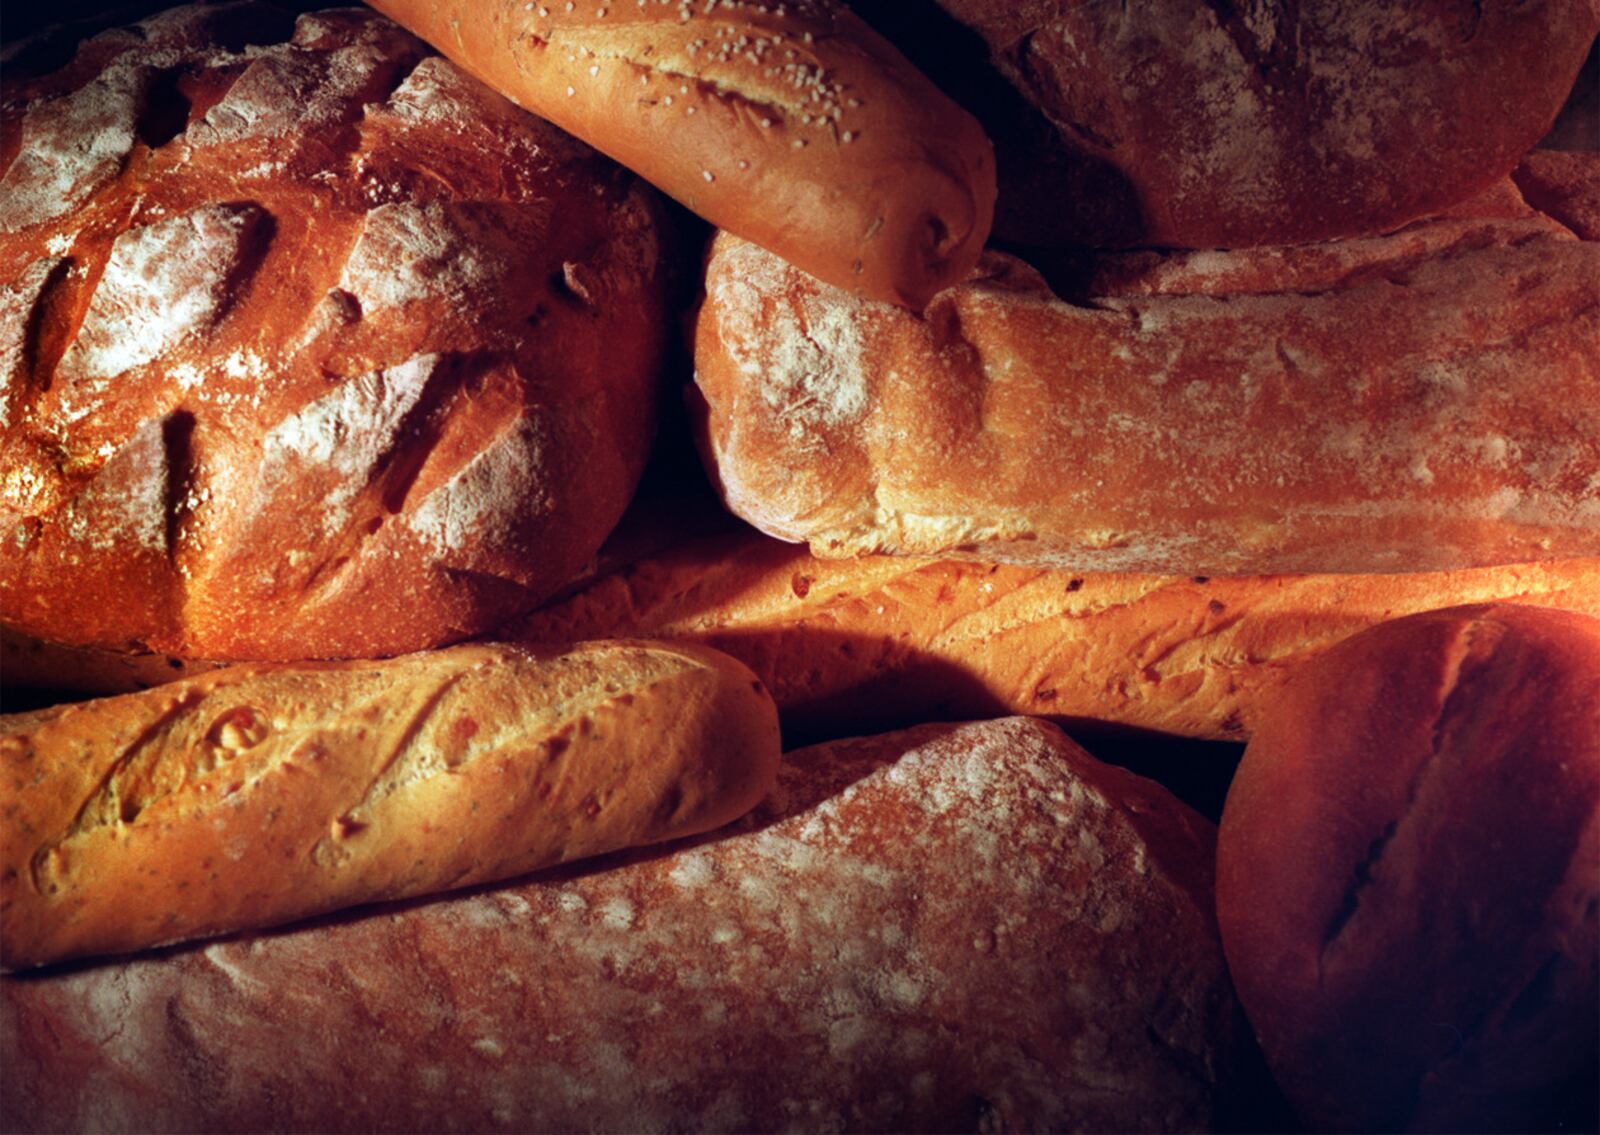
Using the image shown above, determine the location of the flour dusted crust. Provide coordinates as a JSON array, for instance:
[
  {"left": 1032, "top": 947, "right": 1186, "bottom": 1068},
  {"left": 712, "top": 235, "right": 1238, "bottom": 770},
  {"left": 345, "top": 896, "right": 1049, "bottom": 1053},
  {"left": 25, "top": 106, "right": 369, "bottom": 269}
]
[
  {"left": 0, "top": 4, "right": 670, "bottom": 660},
  {"left": 694, "top": 183, "right": 1600, "bottom": 576},
  {"left": 0, "top": 717, "right": 1237, "bottom": 1131},
  {"left": 925, "top": 0, "right": 1600, "bottom": 249}
]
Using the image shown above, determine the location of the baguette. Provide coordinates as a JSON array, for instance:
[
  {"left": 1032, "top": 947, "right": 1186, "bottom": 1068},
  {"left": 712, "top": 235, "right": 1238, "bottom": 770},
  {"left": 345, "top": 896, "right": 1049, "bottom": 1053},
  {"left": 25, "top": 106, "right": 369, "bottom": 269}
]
[
  {"left": 0, "top": 718, "right": 1237, "bottom": 1132},
  {"left": 0, "top": 640, "right": 781, "bottom": 971},
  {"left": 694, "top": 192, "right": 1600, "bottom": 575},
  {"left": 365, "top": 0, "right": 995, "bottom": 309},
  {"left": 505, "top": 529, "right": 1600, "bottom": 741}
]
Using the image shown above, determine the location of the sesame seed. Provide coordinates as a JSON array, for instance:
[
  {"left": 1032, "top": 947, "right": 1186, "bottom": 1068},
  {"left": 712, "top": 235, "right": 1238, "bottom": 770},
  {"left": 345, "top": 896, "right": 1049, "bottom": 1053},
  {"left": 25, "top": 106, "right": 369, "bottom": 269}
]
[
  {"left": 589, "top": 65, "right": 600, "bottom": 75},
  {"left": 566, "top": 85, "right": 576, "bottom": 96},
  {"left": 703, "top": 170, "right": 714, "bottom": 182},
  {"left": 842, "top": 130, "right": 855, "bottom": 143}
]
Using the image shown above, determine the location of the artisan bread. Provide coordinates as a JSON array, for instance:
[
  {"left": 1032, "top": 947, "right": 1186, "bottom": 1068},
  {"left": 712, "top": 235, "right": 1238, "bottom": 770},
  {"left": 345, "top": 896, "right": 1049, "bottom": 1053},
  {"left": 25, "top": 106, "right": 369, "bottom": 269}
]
[
  {"left": 506, "top": 531, "right": 1600, "bottom": 742},
  {"left": 0, "top": 3, "right": 670, "bottom": 661},
  {"left": 694, "top": 186, "right": 1600, "bottom": 576},
  {"left": 1216, "top": 605, "right": 1600, "bottom": 1132},
  {"left": 365, "top": 0, "right": 994, "bottom": 309},
  {"left": 888, "top": 0, "right": 1600, "bottom": 249},
  {"left": 0, "top": 639, "right": 781, "bottom": 971},
  {"left": 0, "top": 717, "right": 1237, "bottom": 1131}
]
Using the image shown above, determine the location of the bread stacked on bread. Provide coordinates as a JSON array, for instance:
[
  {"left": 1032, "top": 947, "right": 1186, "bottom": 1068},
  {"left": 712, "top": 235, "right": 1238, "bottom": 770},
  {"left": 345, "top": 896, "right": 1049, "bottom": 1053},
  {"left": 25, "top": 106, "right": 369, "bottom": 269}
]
[{"left": 3, "top": 0, "right": 1598, "bottom": 1131}]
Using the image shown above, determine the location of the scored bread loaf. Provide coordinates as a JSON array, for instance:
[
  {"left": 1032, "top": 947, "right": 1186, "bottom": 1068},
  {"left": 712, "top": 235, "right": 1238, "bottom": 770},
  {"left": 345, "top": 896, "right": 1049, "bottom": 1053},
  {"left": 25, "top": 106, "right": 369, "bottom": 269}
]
[
  {"left": 365, "top": 0, "right": 995, "bottom": 309},
  {"left": 504, "top": 529, "right": 1600, "bottom": 742},
  {"left": 889, "top": 0, "right": 1600, "bottom": 249},
  {"left": 694, "top": 183, "right": 1600, "bottom": 576},
  {"left": 0, "top": 4, "right": 670, "bottom": 661},
  {"left": 0, "top": 640, "right": 781, "bottom": 971},
  {"left": 1217, "top": 605, "right": 1600, "bottom": 1132},
  {"left": 0, "top": 717, "right": 1238, "bottom": 1132}
]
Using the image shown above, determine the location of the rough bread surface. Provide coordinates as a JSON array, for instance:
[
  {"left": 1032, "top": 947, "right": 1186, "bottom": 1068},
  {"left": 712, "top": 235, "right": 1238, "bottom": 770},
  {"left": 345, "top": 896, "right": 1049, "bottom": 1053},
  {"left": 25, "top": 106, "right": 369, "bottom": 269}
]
[
  {"left": 694, "top": 183, "right": 1600, "bottom": 576},
  {"left": 920, "top": 0, "right": 1600, "bottom": 248},
  {"left": 0, "top": 717, "right": 1237, "bottom": 1132},
  {"left": 0, "top": 3, "right": 670, "bottom": 660}
]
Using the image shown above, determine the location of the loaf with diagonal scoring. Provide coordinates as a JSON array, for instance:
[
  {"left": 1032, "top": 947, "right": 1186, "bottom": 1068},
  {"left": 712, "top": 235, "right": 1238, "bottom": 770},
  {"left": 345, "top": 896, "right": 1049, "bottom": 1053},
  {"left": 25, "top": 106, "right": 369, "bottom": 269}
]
[
  {"left": 0, "top": 717, "right": 1236, "bottom": 1132},
  {"left": 0, "top": 639, "right": 781, "bottom": 971},
  {"left": 694, "top": 182, "right": 1600, "bottom": 575},
  {"left": 0, "top": 3, "right": 670, "bottom": 661},
  {"left": 366, "top": 0, "right": 995, "bottom": 309}
]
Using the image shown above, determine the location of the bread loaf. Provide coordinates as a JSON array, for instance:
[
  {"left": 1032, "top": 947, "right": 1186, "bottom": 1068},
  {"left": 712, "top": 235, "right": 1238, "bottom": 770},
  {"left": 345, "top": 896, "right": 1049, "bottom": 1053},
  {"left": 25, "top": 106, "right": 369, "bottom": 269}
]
[
  {"left": 694, "top": 188, "right": 1600, "bottom": 576},
  {"left": 1216, "top": 605, "right": 1600, "bottom": 1132},
  {"left": 0, "top": 3, "right": 670, "bottom": 661},
  {"left": 0, "top": 640, "right": 781, "bottom": 971},
  {"left": 897, "top": 0, "right": 1600, "bottom": 249},
  {"left": 365, "top": 0, "right": 994, "bottom": 309},
  {"left": 0, "top": 717, "right": 1238, "bottom": 1131},
  {"left": 504, "top": 529, "right": 1600, "bottom": 742}
]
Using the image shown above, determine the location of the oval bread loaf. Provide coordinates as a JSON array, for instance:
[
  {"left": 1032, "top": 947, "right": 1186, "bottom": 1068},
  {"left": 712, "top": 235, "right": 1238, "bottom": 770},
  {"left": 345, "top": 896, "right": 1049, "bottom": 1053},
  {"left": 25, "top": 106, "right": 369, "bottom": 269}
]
[
  {"left": 0, "top": 3, "right": 671, "bottom": 661},
  {"left": 693, "top": 184, "right": 1600, "bottom": 575},
  {"left": 1216, "top": 604, "right": 1600, "bottom": 1132},
  {"left": 0, "top": 639, "right": 782, "bottom": 971},
  {"left": 366, "top": 0, "right": 995, "bottom": 309},
  {"left": 908, "top": 0, "right": 1600, "bottom": 249}
]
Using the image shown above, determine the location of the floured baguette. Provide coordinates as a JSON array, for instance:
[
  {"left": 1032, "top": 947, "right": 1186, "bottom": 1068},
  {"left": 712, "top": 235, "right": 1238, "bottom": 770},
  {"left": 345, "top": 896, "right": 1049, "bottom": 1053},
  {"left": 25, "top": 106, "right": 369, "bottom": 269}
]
[
  {"left": 0, "top": 717, "right": 1237, "bottom": 1132},
  {"left": 694, "top": 189, "right": 1600, "bottom": 575},
  {"left": 0, "top": 640, "right": 780, "bottom": 970},
  {"left": 366, "top": 0, "right": 995, "bottom": 308}
]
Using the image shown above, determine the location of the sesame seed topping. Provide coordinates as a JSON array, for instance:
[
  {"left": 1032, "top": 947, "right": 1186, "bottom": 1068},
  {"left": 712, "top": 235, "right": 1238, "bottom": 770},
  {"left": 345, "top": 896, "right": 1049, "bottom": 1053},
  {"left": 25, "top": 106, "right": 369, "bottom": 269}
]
[
  {"left": 702, "top": 170, "right": 715, "bottom": 182},
  {"left": 566, "top": 85, "right": 576, "bottom": 97}
]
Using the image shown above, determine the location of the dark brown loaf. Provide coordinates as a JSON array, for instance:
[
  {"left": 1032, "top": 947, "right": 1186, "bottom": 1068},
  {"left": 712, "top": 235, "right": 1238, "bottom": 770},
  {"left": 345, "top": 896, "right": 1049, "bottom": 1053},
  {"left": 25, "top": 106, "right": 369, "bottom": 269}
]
[
  {"left": 365, "top": 0, "right": 995, "bottom": 309},
  {"left": 0, "top": 639, "right": 781, "bottom": 971},
  {"left": 0, "top": 717, "right": 1237, "bottom": 1132},
  {"left": 1216, "top": 605, "right": 1600, "bottom": 1132},
  {"left": 693, "top": 186, "right": 1600, "bottom": 576},
  {"left": 1514, "top": 149, "right": 1600, "bottom": 240},
  {"left": 0, "top": 4, "right": 670, "bottom": 661},
  {"left": 918, "top": 0, "right": 1600, "bottom": 249}
]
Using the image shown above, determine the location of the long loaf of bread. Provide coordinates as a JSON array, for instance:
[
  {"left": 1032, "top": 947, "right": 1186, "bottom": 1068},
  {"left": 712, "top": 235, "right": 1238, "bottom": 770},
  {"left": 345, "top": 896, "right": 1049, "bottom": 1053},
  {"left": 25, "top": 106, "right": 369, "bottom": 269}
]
[
  {"left": 365, "top": 0, "right": 995, "bottom": 308},
  {"left": 0, "top": 640, "right": 780, "bottom": 970},
  {"left": 504, "top": 530, "right": 1600, "bottom": 742},
  {"left": 694, "top": 187, "right": 1600, "bottom": 575},
  {"left": 0, "top": 718, "right": 1237, "bottom": 1132}
]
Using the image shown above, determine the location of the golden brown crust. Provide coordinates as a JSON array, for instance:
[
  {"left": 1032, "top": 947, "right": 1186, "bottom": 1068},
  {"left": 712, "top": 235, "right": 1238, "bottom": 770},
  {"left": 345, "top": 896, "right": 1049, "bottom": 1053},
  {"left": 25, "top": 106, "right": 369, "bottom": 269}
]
[
  {"left": 0, "top": 5, "right": 671, "bottom": 660},
  {"left": 1216, "top": 605, "right": 1600, "bottom": 1131},
  {"left": 0, "top": 640, "right": 781, "bottom": 971},
  {"left": 503, "top": 530, "right": 1600, "bottom": 741},
  {"left": 928, "top": 0, "right": 1600, "bottom": 249},
  {"left": 0, "top": 717, "right": 1235, "bottom": 1132},
  {"left": 366, "top": 0, "right": 994, "bottom": 308},
  {"left": 694, "top": 188, "right": 1600, "bottom": 575}
]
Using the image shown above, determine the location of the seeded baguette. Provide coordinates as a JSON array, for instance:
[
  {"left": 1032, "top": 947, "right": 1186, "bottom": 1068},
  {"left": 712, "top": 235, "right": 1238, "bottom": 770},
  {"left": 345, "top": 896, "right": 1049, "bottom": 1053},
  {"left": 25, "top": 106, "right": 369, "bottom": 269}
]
[
  {"left": 0, "top": 639, "right": 781, "bottom": 971},
  {"left": 365, "top": 0, "right": 994, "bottom": 309}
]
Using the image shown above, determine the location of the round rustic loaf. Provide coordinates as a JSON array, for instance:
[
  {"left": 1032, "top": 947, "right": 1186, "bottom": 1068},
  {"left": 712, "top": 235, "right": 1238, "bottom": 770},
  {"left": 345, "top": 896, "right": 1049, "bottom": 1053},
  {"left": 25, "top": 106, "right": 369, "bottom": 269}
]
[
  {"left": 899, "top": 0, "right": 1600, "bottom": 249},
  {"left": 0, "top": 3, "right": 670, "bottom": 660},
  {"left": 1216, "top": 604, "right": 1600, "bottom": 1132}
]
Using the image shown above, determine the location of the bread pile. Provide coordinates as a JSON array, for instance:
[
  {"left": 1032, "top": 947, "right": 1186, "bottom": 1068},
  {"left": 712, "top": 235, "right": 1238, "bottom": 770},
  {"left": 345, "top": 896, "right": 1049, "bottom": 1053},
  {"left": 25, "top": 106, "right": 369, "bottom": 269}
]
[{"left": 2, "top": 1, "right": 1597, "bottom": 1131}]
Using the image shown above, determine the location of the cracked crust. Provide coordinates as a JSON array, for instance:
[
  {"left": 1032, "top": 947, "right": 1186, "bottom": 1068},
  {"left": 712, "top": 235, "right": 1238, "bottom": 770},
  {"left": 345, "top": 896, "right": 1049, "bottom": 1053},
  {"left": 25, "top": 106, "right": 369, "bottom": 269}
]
[
  {"left": 1216, "top": 604, "right": 1600, "bottom": 1131},
  {"left": 694, "top": 180, "right": 1600, "bottom": 575},
  {"left": 0, "top": 4, "right": 670, "bottom": 661},
  {"left": 0, "top": 639, "right": 782, "bottom": 971}
]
